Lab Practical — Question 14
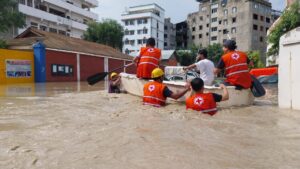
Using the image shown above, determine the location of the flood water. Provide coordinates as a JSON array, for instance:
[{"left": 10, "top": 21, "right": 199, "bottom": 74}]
[{"left": 1, "top": 83, "right": 300, "bottom": 169}]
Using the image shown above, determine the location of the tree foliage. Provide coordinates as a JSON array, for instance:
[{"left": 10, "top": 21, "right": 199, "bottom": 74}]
[
  {"left": 0, "top": 39, "right": 8, "bottom": 49},
  {"left": 0, "top": 0, "right": 26, "bottom": 33},
  {"left": 247, "top": 51, "right": 264, "bottom": 68},
  {"left": 207, "top": 43, "right": 223, "bottom": 64},
  {"left": 267, "top": 1, "right": 300, "bottom": 56},
  {"left": 84, "top": 19, "right": 124, "bottom": 50}
]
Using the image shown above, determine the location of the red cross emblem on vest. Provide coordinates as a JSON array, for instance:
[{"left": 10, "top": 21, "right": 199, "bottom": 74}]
[
  {"left": 148, "top": 85, "right": 155, "bottom": 92},
  {"left": 231, "top": 53, "right": 240, "bottom": 60},
  {"left": 148, "top": 48, "right": 154, "bottom": 52},
  {"left": 194, "top": 97, "right": 204, "bottom": 106}
]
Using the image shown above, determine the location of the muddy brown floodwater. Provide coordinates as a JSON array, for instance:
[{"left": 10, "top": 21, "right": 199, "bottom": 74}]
[{"left": 0, "top": 83, "right": 300, "bottom": 169}]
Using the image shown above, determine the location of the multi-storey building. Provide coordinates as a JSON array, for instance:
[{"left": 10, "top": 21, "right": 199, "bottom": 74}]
[
  {"left": 121, "top": 3, "right": 165, "bottom": 55},
  {"left": 7, "top": 0, "right": 98, "bottom": 39},
  {"left": 187, "top": 0, "right": 276, "bottom": 63},
  {"left": 164, "top": 18, "right": 176, "bottom": 50},
  {"left": 175, "top": 21, "right": 189, "bottom": 49}
]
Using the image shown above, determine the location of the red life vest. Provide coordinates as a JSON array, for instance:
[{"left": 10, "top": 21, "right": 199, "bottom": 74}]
[
  {"left": 137, "top": 47, "right": 161, "bottom": 79},
  {"left": 222, "top": 51, "right": 252, "bottom": 89},
  {"left": 186, "top": 93, "right": 217, "bottom": 116},
  {"left": 143, "top": 81, "right": 166, "bottom": 107}
]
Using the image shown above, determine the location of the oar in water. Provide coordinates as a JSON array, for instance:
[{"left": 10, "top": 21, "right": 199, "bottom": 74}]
[{"left": 87, "top": 63, "right": 134, "bottom": 85}]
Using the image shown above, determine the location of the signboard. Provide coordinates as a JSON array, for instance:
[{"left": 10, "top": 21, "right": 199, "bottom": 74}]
[{"left": 6, "top": 60, "right": 32, "bottom": 78}]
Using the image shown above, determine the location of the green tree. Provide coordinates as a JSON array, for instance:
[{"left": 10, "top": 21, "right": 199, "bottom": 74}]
[
  {"left": 0, "top": 39, "right": 7, "bottom": 49},
  {"left": 176, "top": 50, "right": 195, "bottom": 66},
  {"left": 267, "top": 1, "right": 300, "bottom": 56},
  {"left": 0, "top": 0, "right": 26, "bottom": 33},
  {"left": 247, "top": 51, "right": 264, "bottom": 68},
  {"left": 84, "top": 19, "right": 124, "bottom": 50},
  {"left": 207, "top": 43, "right": 223, "bottom": 64}
]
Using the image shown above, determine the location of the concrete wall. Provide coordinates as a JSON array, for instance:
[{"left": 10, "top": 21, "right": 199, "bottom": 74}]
[
  {"left": 278, "top": 27, "right": 300, "bottom": 110},
  {"left": 0, "top": 49, "right": 35, "bottom": 84}
]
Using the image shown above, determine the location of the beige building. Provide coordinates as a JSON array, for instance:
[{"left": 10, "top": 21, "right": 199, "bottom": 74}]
[{"left": 187, "top": 0, "right": 276, "bottom": 63}]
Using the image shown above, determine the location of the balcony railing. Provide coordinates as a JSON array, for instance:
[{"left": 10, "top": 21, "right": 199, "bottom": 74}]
[{"left": 19, "top": 4, "right": 88, "bottom": 31}]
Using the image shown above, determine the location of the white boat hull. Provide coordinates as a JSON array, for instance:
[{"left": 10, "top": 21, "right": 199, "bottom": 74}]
[{"left": 120, "top": 73, "right": 254, "bottom": 107}]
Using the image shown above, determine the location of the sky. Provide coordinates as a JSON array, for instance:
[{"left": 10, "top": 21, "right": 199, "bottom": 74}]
[{"left": 92, "top": 0, "right": 285, "bottom": 23}]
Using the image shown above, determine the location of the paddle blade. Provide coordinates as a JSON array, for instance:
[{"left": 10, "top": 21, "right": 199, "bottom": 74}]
[
  {"left": 250, "top": 75, "right": 266, "bottom": 97},
  {"left": 87, "top": 72, "right": 108, "bottom": 85}
]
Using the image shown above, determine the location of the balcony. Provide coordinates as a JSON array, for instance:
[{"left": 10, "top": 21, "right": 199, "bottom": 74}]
[
  {"left": 84, "top": 0, "right": 99, "bottom": 7},
  {"left": 44, "top": 0, "right": 98, "bottom": 20},
  {"left": 19, "top": 4, "right": 88, "bottom": 31}
]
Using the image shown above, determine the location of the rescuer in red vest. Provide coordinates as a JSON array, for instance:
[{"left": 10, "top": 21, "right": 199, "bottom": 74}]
[
  {"left": 186, "top": 78, "right": 229, "bottom": 116},
  {"left": 214, "top": 40, "right": 252, "bottom": 89},
  {"left": 134, "top": 38, "right": 161, "bottom": 79},
  {"left": 143, "top": 68, "right": 190, "bottom": 107}
]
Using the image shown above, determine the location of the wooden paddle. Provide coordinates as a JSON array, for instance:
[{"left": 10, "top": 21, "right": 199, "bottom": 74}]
[{"left": 87, "top": 63, "right": 134, "bottom": 85}]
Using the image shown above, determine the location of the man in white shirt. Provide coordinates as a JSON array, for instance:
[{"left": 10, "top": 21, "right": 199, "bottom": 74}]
[{"left": 183, "top": 49, "right": 215, "bottom": 86}]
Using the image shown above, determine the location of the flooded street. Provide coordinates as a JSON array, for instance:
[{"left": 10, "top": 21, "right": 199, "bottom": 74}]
[{"left": 0, "top": 83, "right": 300, "bottom": 169}]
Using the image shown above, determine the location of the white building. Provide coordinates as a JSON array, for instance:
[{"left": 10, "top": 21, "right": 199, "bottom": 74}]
[
  {"left": 16, "top": 0, "right": 98, "bottom": 39},
  {"left": 121, "top": 3, "right": 165, "bottom": 55}
]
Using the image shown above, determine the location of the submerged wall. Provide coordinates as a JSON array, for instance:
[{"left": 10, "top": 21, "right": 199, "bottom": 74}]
[
  {"left": 278, "top": 27, "right": 300, "bottom": 110},
  {"left": 0, "top": 49, "right": 35, "bottom": 84}
]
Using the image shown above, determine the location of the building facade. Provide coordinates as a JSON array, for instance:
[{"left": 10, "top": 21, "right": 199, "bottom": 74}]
[
  {"left": 121, "top": 3, "right": 165, "bottom": 55},
  {"left": 175, "top": 21, "right": 189, "bottom": 49},
  {"left": 9, "top": 0, "right": 99, "bottom": 39},
  {"left": 188, "top": 0, "right": 276, "bottom": 63},
  {"left": 164, "top": 18, "right": 176, "bottom": 50}
]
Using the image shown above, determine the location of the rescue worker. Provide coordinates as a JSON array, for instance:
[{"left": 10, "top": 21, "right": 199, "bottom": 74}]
[
  {"left": 214, "top": 40, "right": 252, "bottom": 89},
  {"left": 134, "top": 37, "right": 161, "bottom": 79},
  {"left": 186, "top": 78, "right": 229, "bottom": 116},
  {"left": 143, "top": 68, "right": 190, "bottom": 107},
  {"left": 183, "top": 49, "right": 215, "bottom": 86},
  {"left": 108, "top": 72, "right": 121, "bottom": 93}
]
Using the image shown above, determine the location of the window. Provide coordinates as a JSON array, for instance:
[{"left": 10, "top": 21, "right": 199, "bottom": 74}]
[
  {"left": 212, "top": 8, "right": 218, "bottom": 14},
  {"left": 232, "top": 7, "right": 237, "bottom": 13},
  {"left": 49, "top": 28, "right": 57, "bottom": 33},
  {"left": 20, "top": 0, "right": 25, "bottom": 4},
  {"left": 164, "top": 34, "right": 168, "bottom": 38},
  {"left": 143, "top": 38, "right": 147, "bottom": 44},
  {"left": 254, "top": 3, "right": 258, "bottom": 9},
  {"left": 66, "top": 0, "right": 73, "bottom": 4},
  {"left": 207, "top": 24, "right": 209, "bottom": 28},
  {"left": 137, "top": 30, "right": 142, "bottom": 34},
  {"left": 219, "top": 20, "right": 222, "bottom": 25},
  {"left": 232, "top": 17, "right": 236, "bottom": 23},
  {"left": 58, "top": 30, "right": 66, "bottom": 35},
  {"left": 192, "top": 35, "right": 195, "bottom": 40},
  {"left": 199, "top": 25, "right": 203, "bottom": 30},
  {"left": 130, "top": 40, "right": 135, "bottom": 45},
  {"left": 223, "top": 29, "right": 228, "bottom": 34},
  {"left": 206, "top": 32, "right": 209, "bottom": 36},
  {"left": 192, "top": 27, "right": 196, "bottom": 31},
  {"left": 129, "top": 30, "right": 134, "bottom": 35},
  {"left": 260, "top": 16, "right": 264, "bottom": 21},
  {"left": 125, "top": 20, "right": 129, "bottom": 26},
  {"left": 260, "top": 36, "right": 264, "bottom": 42},
  {"left": 199, "top": 34, "right": 202, "bottom": 38},
  {"left": 224, "top": 19, "right": 228, "bottom": 25},
  {"left": 51, "top": 64, "right": 73, "bottom": 76},
  {"left": 231, "top": 27, "right": 236, "bottom": 34},
  {"left": 253, "top": 24, "right": 258, "bottom": 30},
  {"left": 39, "top": 25, "right": 47, "bottom": 31},
  {"left": 200, "top": 16, "right": 203, "bottom": 21},
  {"left": 124, "top": 39, "right": 129, "bottom": 45},
  {"left": 138, "top": 39, "right": 143, "bottom": 45},
  {"left": 124, "top": 30, "right": 129, "bottom": 35},
  {"left": 224, "top": 9, "right": 228, "bottom": 16},
  {"left": 143, "top": 29, "right": 148, "bottom": 34},
  {"left": 266, "top": 17, "right": 270, "bottom": 23},
  {"left": 164, "top": 26, "right": 168, "bottom": 30},
  {"left": 211, "top": 27, "right": 217, "bottom": 32},
  {"left": 27, "top": 0, "right": 33, "bottom": 7},
  {"left": 30, "top": 22, "right": 38, "bottom": 29},
  {"left": 211, "top": 36, "right": 217, "bottom": 41},
  {"left": 157, "top": 22, "right": 159, "bottom": 28},
  {"left": 164, "top": 42, "right": 168, "bottom": 47},
  {"left": 253, "top": 14, "right": 258, "bottom": 20},
  {"left": 211, "top": 17, "right": 218, "bottom": 22},
  {"left": 129, "top": 20, "right": 134, "bottom": 25},
  {"left": 260, "top": 26, "right": 264, "bottom": 31}
]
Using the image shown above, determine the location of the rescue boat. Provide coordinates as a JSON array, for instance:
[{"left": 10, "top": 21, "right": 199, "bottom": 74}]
[{"left": 120, "top": 73, "right": 254, "bottom": 108}]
